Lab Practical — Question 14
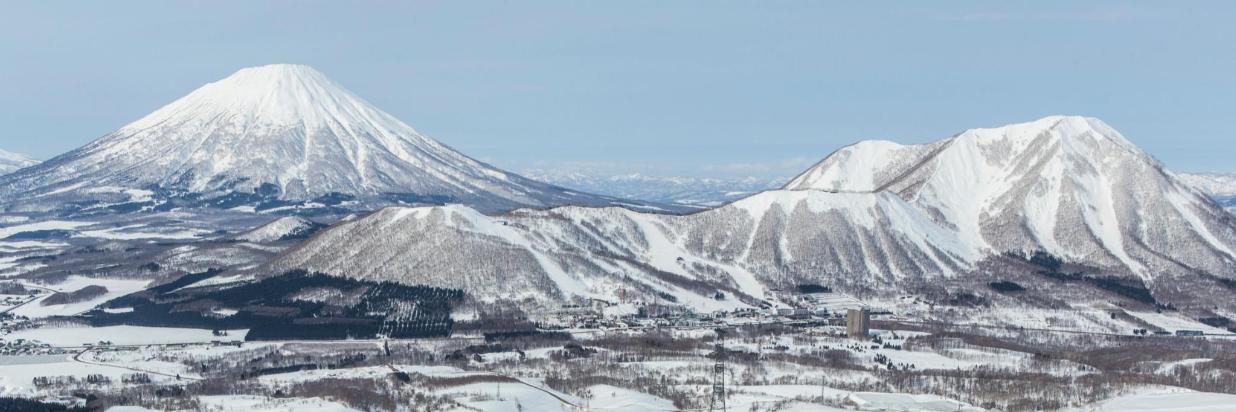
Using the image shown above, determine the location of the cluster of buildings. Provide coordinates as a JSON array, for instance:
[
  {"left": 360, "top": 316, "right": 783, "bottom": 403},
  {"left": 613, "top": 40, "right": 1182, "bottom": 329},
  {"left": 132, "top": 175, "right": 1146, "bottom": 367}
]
[
  {"left": 0, "top": 338, "right": 66, "bottom": 356},
  {"left": 0, "top": 312, "right": 35, "bottom": 335},
  {"left": 527, "top": 289, "right": 877, "bottom": 340}
]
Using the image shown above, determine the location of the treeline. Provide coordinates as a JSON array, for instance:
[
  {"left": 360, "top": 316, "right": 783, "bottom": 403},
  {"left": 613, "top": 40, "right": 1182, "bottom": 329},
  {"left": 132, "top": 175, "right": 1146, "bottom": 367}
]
[
  {"left": 0, "top": 397, "right": 89, "bottom": 412},
  {"left": 1016, "top": 250, "right": 1162, "bottom": 306},
  {"left": 84, "top": 270, "right": 463, "bottom": 340},
  {"left": 41, "top": 285, "right": 109, "bottom": 306}
]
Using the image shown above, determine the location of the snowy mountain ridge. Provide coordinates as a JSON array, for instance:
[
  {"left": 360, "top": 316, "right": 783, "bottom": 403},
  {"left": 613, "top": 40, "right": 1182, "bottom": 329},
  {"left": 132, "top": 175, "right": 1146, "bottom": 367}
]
[
  {"left": 270, "top": 116, "right": 1236, "bottom": 314},
  {"left": 0, "top": 64, "right": 636, "bottom": 214},
  {"left": 1177, "top": 172, "right": 1236, "bottom": 213},
  {"left": 0, "top": 149, "right": 38, "bottom": 175},
  {"left": 1177, "top": 172, "right": 1236, "bottom": 196},
  {"left": 786, "top": 115, "right": 1236, "bottom": 279},
  {"left": 269, "top": 188, "right": 966, "bottom": 307},
  {"left": 235, "top": 216, "right": 326, "bottom": 243}
]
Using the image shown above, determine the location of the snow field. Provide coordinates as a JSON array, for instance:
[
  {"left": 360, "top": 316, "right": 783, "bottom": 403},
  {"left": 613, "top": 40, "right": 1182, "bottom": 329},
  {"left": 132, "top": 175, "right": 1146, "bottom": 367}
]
[
  {"left": 5, "top": 325, "right": 248, "bottom": 346},
  {"left": 10, "top": 276, "right": 152, "bottom": 318}
]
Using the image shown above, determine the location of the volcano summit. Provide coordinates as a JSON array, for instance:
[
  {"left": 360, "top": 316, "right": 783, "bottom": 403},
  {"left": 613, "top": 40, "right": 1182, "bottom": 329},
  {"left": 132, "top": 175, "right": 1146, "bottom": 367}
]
[{"left": 0, "top": 64, "right": 628, "bottom": 215}]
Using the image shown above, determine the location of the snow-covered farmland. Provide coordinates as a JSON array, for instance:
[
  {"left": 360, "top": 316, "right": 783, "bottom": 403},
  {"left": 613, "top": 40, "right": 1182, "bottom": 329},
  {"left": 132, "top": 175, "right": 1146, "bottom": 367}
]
[
  {"left": 4, "top": 325, "right": 247, "bottom": 346},
  {"left": 9, "top": 276, "right": 152, "bottom": 318}
]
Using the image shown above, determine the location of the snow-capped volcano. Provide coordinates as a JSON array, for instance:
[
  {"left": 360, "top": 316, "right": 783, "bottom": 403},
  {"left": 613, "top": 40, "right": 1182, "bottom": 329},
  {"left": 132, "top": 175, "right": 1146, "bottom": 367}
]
[
  {"left": 786, "top": 115, "right": 1236, "bottom": 279},
  {"left": 0, "top": 149, "right": 38, "bottom": 175},
  {"left": 0, "top": 64, "right": 626, "bottom": 213}
]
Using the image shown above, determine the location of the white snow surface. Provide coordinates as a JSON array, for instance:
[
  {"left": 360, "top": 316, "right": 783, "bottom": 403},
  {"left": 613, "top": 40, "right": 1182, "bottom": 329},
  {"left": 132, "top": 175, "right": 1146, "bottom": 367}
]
[
  {"left": 586, "top": 384, "right": 676, "bottom": 411},
  {"left": 0, "top": 149, "right": 38, "bottom": 175},
  {"left": 846, "top": 391, "right": 983, "bottom": 411},
  {"left": 1069, "top": 390, "right": 1236, "bottom": 411},
  {"left": 1178, "top": 172, "right": 1236, "bottom": 197},
  {"left": 0, "top": 220, "right": 93, "bottom": 239},
  {"left": 235, "top": 216, "right": 321, "bottom": 242},
  {"left": 195, "top": 395, "right": 360, "bottom": 412},
  {"left": 11, "top": 276, "right": 152, "bottom": 318},
  {"left": 5, "top": 325, "right": 247, "bottom": 346}
]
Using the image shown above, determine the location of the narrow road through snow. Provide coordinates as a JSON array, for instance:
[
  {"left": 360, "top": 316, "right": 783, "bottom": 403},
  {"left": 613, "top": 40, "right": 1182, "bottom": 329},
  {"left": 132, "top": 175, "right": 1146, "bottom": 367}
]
[{"left": 71, "top": 347, "right": 201, "bottom": 381}]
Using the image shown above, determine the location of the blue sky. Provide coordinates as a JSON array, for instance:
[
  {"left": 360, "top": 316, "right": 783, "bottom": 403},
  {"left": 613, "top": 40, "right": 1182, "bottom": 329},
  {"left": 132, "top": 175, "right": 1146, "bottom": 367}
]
[{"left": 1, "top": 1, "right": 1233, "bottom": 178}]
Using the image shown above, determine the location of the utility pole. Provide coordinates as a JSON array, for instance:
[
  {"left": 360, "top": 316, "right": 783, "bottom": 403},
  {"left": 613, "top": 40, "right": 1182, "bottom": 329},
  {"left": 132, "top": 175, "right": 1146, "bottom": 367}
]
[{"left": 708, "top": 340, "right": 727, "bottom": 411}]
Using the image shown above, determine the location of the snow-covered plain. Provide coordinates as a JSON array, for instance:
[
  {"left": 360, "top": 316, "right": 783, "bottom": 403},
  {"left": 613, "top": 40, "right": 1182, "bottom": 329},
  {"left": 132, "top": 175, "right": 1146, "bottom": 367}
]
[
  {"left": 5, "top": 325, "right": 247, "bottom": 346},
  {"left": 1071, "top": 390, "right": 1236, "bottom": 411},
  {"left": 0, "top": 220, "right": 94, "bottom": 239},
  {"left": 0, "top": 355, "right": 129, "bottom": 397},
  {"left": 197, "top": 395, "right": 361, "bottom": 412},
  {"left": 9, "top": 276, "right": 152, "bottom": 318},
  {"left": 0, "top": 321, "right": 1230, "bottom": 411}
]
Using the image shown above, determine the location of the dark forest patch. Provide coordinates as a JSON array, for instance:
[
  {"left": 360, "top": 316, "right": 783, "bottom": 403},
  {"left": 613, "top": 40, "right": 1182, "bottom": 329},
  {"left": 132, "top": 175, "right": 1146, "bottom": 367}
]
[
  {"left": 82, "top": 270, "right": 462, "bottom": 341},
  {"left": 41, "top": 285, "right": 108, "bottom": 306},
  {"left": 1021, "top": 251, "right": 1160, "bottom": 306},
  {"left": 796, "top": 284, "right": 832, "bottom": 294},
  {"left": 988, "top": 281, "right": 1025, "bottom": 293},
  {"left": 0, "top": 397, "right": 89, "bottom": 412},
  {"left": 4, "top": 229, "right": 74, "bottom": 240}
]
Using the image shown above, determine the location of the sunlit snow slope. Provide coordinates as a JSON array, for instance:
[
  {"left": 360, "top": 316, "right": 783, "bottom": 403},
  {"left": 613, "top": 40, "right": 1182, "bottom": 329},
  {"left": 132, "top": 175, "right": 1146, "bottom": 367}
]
[
  {"left": 235, "top": 216, "right": 325, "bottom": 243},
  {"left": 786, "top": 115, "right": 1236, "bottom": 279},
  {"left": 270, "top": 190, "right": 966, "bottom": 306}
]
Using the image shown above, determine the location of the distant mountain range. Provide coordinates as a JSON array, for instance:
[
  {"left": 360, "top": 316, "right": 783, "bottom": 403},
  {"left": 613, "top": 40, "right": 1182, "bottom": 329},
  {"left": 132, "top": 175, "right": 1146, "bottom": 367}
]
[
  {"left": 525, "top": 169, "right": 1236, "bottom": 212},
  {"left": 520, "top": 171, "right": 784, "bottom": 207},
  {"left": 0, "top": 149, "right": 38, "bottom": 175},
  {"left": 1177, "top": 172, "right": 1236, "bottom": 211},
  {"left": 2, "top": 64, "right": 1234, "bottom": 318},
  {"left": 0, "top": 64, "right": 656, "bottom": 215}
]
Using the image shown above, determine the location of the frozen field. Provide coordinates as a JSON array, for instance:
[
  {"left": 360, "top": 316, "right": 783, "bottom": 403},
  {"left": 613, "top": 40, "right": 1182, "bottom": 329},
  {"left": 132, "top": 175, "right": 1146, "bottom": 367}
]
[{"left": 1068, "top": 390, "right": 1236, "bottom": 411}]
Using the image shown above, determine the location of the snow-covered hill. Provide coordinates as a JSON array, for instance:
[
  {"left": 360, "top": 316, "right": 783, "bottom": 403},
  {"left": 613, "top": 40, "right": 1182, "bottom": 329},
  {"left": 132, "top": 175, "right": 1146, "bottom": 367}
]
[
  {"left": 0, "top": 64, "right": 637, "bottom": 214},
  {"left": 268, "top": 189, "right": 968, "bottom": 308},
  {"left": 235, "top": 216, "right": 325, "bottom": 243},
  {"left": 786, "top": 115, "right": 1236, "bottom": 282},
  {"left": 0, "top": 149, "right": 38, "bottom": 175}
]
